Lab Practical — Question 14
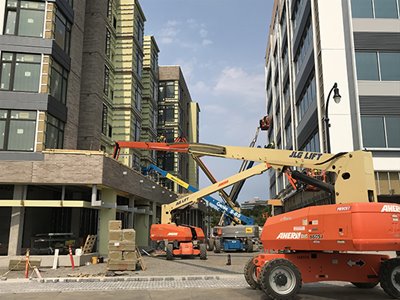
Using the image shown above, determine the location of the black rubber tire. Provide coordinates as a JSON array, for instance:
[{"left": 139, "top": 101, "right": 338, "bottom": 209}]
[
  {"left": 166, "top": 243, "right": 174, "bottom": 260},
  {"left": 214, "top": 239, "right": 222, "bottom": 253},
  {"left": 244, "top": 257, "right": 260, "bottom": 289},
  {"left": 380, "top": 258, "right": 400, "bottom": 299},
  {"left": 246, "top": 239, "right": 253, "bottom": 253},
  {"left": 259, "top": 258, "right": 302, "bottom": 300},
  {"left": 351, "top": 282, "right": 379, "bottom": 289},
  {"left": 199, "top": 243, "right": 207, "bottom": 260},
  {"left": 207, "top": 238, "right": 214, "bottom": 251}
]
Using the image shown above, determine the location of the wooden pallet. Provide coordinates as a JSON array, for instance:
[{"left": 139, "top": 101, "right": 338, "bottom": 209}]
[
  {"left": 136, "top": 247, "right": 146, "bottom": 271},
  {"left": 82, "top": 235, "right": 97, "bottom": 254}
]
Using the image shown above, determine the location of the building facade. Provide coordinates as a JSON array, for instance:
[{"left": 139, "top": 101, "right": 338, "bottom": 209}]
[
  {"left": 157, "top": 66, "right": 200, "bottom": 192},
  {"left": 265, "top": 0, "right": 400, "bottom": 209},
  {"left": 140, "top": 35, "right": 159, "bottom": 167},
  {"left": 0, "top": 0, "right": 181, "bottom": 257}
]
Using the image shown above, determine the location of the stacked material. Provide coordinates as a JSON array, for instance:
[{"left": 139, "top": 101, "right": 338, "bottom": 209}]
[{"left": 107, "top": 220, "right": 137, "bottom": 271}]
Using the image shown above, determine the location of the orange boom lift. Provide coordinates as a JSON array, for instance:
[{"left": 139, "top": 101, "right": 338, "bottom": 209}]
[{"left": 113, "top": 140, "right": 400, "bottom": 299}]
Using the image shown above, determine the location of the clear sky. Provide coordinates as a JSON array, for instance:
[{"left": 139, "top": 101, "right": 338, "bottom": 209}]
[{"left": 140, "top": 0, "right": 274, "bottom": 203}]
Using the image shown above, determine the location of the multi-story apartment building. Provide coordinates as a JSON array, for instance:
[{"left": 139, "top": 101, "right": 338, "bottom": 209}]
[
  {"left": 157, "top": 66, "right": 200, "bottom": 192},
  {"left": 0, "top": 0, "right": 178, "bottom": 257},
  {"left": 140, "top": 35, "right": 159, "bottom": 167},
  {"left": 265, "top": 0, "right": 400, "bottom": 209},
  {"left": 80, "top": 0, "right": 146, "bottom": 172},
  {"left": 156, "top": 66, "right": 204, "bottom": 228}
]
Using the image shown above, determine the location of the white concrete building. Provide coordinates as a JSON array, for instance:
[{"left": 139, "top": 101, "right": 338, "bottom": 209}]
[{"left": 265, "top": 0, "right": 400, "bottom": 208}]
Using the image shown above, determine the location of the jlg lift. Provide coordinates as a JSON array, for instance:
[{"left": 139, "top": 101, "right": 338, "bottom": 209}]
[
  {"left": 114, "top": 140, "right": 400, "bottom": 299},
  {"left": 142, "top": 164, "right": 258, "bottom": 253}
]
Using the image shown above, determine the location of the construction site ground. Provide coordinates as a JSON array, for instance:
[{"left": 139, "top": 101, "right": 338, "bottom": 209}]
[
  {"left": 0, "top": 251, "right": 396, "bottom": 299},
  {"left": 1, "top": 251, "right": 253, "bottom": 279}
]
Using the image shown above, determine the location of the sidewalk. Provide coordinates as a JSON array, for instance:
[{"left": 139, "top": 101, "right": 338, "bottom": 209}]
[
  {"left": 0, "top": 252, "right": 252, "bottom": 280},
  {"left": 1, "top": 251, "right": 395, "bottom": 281}
]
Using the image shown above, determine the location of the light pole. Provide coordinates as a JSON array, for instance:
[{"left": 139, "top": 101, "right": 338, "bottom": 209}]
[{"left": 324, "top": 83, "right": 341, "bottom": 153}]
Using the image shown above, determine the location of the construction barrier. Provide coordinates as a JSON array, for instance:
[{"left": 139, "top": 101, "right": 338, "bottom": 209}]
[
  {"left": 24, "top": 249, "right": 30, "bottom": 278},
  {"left": 68, "top": 245, "right": 75, "bottom": 270}
]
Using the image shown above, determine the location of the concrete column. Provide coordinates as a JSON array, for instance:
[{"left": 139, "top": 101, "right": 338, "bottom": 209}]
[
  {"left": 134, "top": 201, "right": 151, "bottom": 247},
  {"left": 8, "top": 185, "right": 27, "bottom": 256},
  {"left": 128, "top": 196, "right": 135, "bottom": 229},
  {"left": 150, "top": 201, "right": 157, "bottom": 225},
  {"left": 134, "top": 213, "right": 149, "bottom": 247},
  {"left": 97, "top": 189, "right": 116, "bottom": 256}
]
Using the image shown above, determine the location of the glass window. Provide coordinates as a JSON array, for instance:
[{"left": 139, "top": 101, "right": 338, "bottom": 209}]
[
  {"left": 386, "top": 116, "right": 400, "bottom": 148},
  {"left": 0, "top": 110, "right": 36, "bottom": 151},
  {"left": 361, "top": 116, "right": 386, "bottom": 147},
  {"left": 14, "top": 56, "right": 41, "bottom": 92},
  {"left": 164, "top": 129, "right": 175, "bottom": 143},
  {"left": 104, "top": 66, "right": 109, "bottom": 95},
  {"left": 101, "top": 104, "right": 108, "bottom": 135},
  {"left": 136, "top": 50, "right": 142, "bottom": 78},
  {"left": 105, "top": 29, "right": 111, "bottom": 58},
  {"left": 135, "top": 85, "right": 142, "bottom": 110},
  {"left": 297, "top": 74, "right": 316, "bottom": 122},
  {"left": 0, "top": 52, "right": 41, "bottom": 92},
  {"left": 19, "top": 9, "right": 43, "bottom": 37},
  {"left": 166, "top": 82, "right": 175, "bottom": 98},
  {"left": 134, "top": 120, "right": 140, "bottom": 141},
  {"left": 0, "top": 111, "right": 6, "bottom": 149},
  {"left": 163, "top": 152, "right": 174, "bottom": 171},
  {"left": 379, "top": 52, "right": 400, "bottom": 80},
  {"left": 54, "top": 10, "right": 71, "bottom": 54},
  {"left": 4, "top": 10, "right": 16, "bottom": 35},
  {"left": 355, "top": 52, "right": 379, "bottom": 80},
  {"left": 8, "top": 119, "right": 35, "bottom": 150},
  {"left": 294, "top": 21, "right": 313, "bottom": 75},
  {"left": 0, "top": 62, "right": 12, "bottom": 90},
  {"left": 45, "top": 114, "right": 64, "bottom": 149},
  {"left": 113, "top": 15, "right": 117, "bottom": 29},
  {"left": 285, "top": 121, "right": 292, "bottom": 148},
  {"left": 4, "top": 0, "right": 45, "bottom": 37},
  {"left": 50, "top": 60, "right": 68, "bottom": 104},
  {"left": 164, "top": 106, "right": 175, "bottom": 122},
  {"left": 351, "top": 0, "right": 374, "bottom": 18},
  {"left": 300, "top": 130, "right": 320, "bottom": 152},
  {"left": 374, "top": 0, "right": 399, "bottom": 18},
  {"left": 158, "top": 85, "right": 165, "bottom": 102},
  {"left": 137, "top": 19, "right": 143, "bottom": 47},
  {"left": 159, "top": 81, "right": 176, "bottom": 100}
]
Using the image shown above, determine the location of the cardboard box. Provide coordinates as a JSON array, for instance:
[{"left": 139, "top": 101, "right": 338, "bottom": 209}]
[
  {"left": 123, "top": 251, "right": 138, "bottom": 261},
  {"left": 108, "top": 241, "right": 136, "bottom": 252},
  {"left": 109, "top": 230, "right": 122, "bottom": 241},
  {"left": 122, "top": 229, "right": 135, "bottom": 242},
  {"left": 108, "top": 220, "right": 122, "bottom": 231},
  {"left": 108, "top": 251, "right": 123, "bottom": 260}
]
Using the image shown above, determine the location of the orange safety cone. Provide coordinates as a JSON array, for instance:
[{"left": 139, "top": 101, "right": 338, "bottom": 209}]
[
  {"left": 24, "top": 249, "right": 30, "bottom": 278},
  {"left": 68, "top": 245, "right": 75, "bottom": 270}
]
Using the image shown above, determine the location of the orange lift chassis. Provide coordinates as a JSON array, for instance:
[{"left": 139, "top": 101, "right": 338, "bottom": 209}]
[{"left": 113, "top": 141, "right": 400, "bottom": 299}]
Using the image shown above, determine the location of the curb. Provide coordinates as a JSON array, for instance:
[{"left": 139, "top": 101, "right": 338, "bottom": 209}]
[
  {"left": 42, "top": 275, "right": 225, "bottom": 283},
  {"left": 0, "top": 274, "right": 243, "bottom": 284}
]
